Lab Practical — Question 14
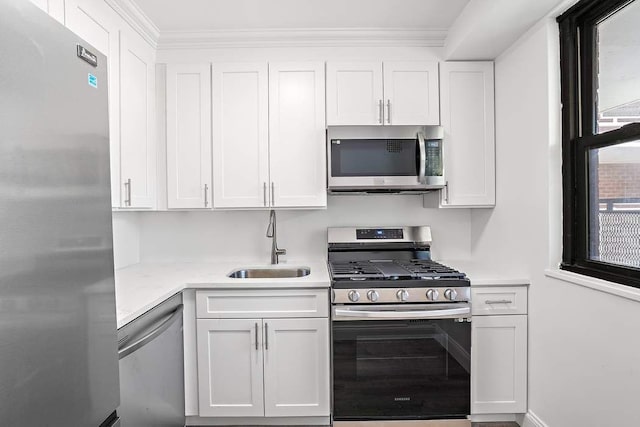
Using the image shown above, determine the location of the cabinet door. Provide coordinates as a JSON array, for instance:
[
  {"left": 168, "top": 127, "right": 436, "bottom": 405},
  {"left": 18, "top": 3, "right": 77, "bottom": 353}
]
[
  {"left": 65, "top": 0, "right": 121, "bottom": 207},
  {"left": 269, "top": 62, "right": 327, "bottom": 208},
  {"left": 263, "top": 318, "right": 330, "bottom": 417},
  {"left": 440, "top": 61, "right": 495, "bottom": 207},
  {"left": 29, "top": 0, "right": 65, "bottom": 24},
  {"left": 197, "top": 319, "right": 265, "bottom": 417},
  {"left": 326, "top": 61, "right": 383, "bottom": 126},
  {"left": 119, "top": 29, "right": 156, "bottom": 209},
  {"left": 212, "top": 63, "right": 269, "bottom": 208},
  {"left": 471, "top": 315, "right": 527, "bottom": 414},
  {"left": 383, "top": 61, "right": 439, "bottom": 125},
  {"left": 166, "top": 64, "right": 212, "bottom": 209}
]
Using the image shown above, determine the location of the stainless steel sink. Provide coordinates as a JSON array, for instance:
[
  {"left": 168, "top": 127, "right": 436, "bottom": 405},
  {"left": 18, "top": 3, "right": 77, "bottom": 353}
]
[{"left": 227, "top": 267, "right": 311, "bottom": 279}]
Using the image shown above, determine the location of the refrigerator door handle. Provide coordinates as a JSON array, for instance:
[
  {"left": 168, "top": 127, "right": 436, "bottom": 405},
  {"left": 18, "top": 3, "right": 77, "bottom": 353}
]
[{"left": 118, "top": 304, "right": 183, "bottom": 359}]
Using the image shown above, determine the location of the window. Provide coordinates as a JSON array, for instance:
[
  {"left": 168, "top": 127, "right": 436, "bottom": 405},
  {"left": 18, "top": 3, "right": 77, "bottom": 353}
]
[{"left": 558, "top": 0, "right": 640, "bottom": 287}]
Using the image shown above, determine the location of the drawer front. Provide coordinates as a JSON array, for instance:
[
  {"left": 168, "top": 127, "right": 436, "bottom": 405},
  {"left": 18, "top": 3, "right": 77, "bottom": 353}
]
[
  {"left": 471, "top": 286, "right": 527, "bottom": 315},
  {"left": 196, "top": 289, "right": 329, "bottom": 318}
]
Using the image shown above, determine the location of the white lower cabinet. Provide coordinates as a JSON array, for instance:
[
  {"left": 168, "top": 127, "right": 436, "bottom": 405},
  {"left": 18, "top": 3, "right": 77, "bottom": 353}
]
[
  {"left": 195, "top": 290, "right": 330, "bottom": 420},
  {"left": 263, "top": 318, "right": 330, "bottom": 417},
  {"left": 197, "top": 318, "right": 265, "bottom": 417},
  {"left": 471, "top": 286, "right": 528, "bottom": 416}
]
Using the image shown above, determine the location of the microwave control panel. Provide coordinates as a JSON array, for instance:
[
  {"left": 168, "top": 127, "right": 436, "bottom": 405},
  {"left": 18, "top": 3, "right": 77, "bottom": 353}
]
[{"left": 425, "top": 140, "right": 443, "bottom": 176}]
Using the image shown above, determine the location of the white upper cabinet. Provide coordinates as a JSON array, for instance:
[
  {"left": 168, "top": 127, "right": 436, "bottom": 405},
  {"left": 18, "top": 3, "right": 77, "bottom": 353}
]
[
  {"left": 326, "top": 61, "right": 383, "bottom": 126},
  {"left": 212, "top": 62, "right": 270, "bottom": 209},
  {"left": 119, "top": 29, "right": 156, "bottom": 209},
  {"left": 383, "top": 61, "right": 440, "bottom": 125},
  {"left": 166, "top": 64, "right": 212, "bottom": 209},
  {"left": 439, "top": 61, "right": 495, "bottom": 207},
  {"left": 65, "top": 0, "right": 121, "bottom": 208},
  {"left": 66, "top": 0, "right": 156, "bottom": 209},
  {"left": 326, "top": 61, "right": 439, "bottom": 126},
  {"left": 30, "top": 0, "right": 65, "bottom": 24},
  {"left": 269, "top": 62, "right": 327, "bottom": 208},
  {"left": 212, "top": 62, "right": 327, "bottom": 209}
]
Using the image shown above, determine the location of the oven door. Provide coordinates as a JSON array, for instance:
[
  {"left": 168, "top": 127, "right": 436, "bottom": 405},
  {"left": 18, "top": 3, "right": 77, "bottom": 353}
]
[{"left": 332, "top": 304, "right": 471, "bottom": 421}]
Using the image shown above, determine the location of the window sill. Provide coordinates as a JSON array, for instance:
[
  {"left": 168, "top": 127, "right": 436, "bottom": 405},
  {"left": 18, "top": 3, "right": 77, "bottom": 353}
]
[{"left": 545, "top": 268, "right": 640, "bottom": 303}]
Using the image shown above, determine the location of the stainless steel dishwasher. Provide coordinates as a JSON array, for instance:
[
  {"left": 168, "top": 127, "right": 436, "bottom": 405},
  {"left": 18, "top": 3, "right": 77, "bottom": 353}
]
[{"left": 117, "top": 293, "right": 185, "bottom": 427}]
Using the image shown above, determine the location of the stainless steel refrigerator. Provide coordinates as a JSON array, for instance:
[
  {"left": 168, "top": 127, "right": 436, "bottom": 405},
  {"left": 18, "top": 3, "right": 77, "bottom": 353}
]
[{"left": 0, "top": 0, "right": 120, "bottom": 425}]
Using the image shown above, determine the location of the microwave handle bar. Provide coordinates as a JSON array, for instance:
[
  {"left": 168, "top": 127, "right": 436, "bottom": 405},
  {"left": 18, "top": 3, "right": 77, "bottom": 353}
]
[
  {"left": 334, "top": 306, "right": 470, "bottom": 321},
  {"left": 417, "top": 132, "right": 427, "bottom": 184}
]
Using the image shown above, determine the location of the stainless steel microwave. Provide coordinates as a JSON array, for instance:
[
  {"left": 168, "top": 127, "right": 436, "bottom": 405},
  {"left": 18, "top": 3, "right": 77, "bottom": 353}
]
[{"left": 327, "top": 126, "right": 445, "bottom": 193}]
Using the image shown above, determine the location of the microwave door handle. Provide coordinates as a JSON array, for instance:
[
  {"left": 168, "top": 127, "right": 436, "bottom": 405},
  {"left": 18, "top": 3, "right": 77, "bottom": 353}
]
[{"left": 417, "top": 132, "right": 427, "bottom": 184}]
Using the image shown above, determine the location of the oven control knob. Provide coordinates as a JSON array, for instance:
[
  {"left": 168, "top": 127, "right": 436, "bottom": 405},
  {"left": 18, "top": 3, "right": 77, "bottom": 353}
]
[
  {"left": 348, "top": 290, "right": 360, "bottom": 302},
  {"left": 396, "top": 289, "right": 409, "bottom": 302},
  {"left": 367, "top": 290, "right": 379, "bottom": 302},
  {"left": 444, "top": 289, "right": 458, "bottom": 301},
  {"left": 426, "top": 289, "right": 439, "bottom": 301}
]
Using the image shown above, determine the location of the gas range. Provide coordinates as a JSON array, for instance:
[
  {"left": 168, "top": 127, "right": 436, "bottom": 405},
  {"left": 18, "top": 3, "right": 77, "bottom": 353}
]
[
  {"left": 328, "top": 226, "right": 472, "bottom": 424},
  {"left": 328, "top": 226, "right": 470, "bottom": 304}
]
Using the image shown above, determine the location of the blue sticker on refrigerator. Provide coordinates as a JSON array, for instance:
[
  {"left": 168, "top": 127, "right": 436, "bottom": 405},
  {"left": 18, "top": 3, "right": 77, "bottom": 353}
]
[{"left": 88, "top": 73, "right": 98, "bottom": 88}]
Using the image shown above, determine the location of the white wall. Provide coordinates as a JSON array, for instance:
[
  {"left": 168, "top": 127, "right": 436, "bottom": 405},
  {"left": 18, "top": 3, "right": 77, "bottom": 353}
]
[
  {"left": 477, "top": 17, "right": 640, "bottom": 427},
  {"left": 136, "top": 195, "right": 471, "bottom": 263},
  {"left": 112, "top": 212, "right": 141, "bottom": 269}
]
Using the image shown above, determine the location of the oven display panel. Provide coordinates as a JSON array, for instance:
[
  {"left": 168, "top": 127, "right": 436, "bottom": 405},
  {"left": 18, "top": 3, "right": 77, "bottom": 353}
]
[{"left": 356, "top": 228, "right": 404, "bottom": 240}]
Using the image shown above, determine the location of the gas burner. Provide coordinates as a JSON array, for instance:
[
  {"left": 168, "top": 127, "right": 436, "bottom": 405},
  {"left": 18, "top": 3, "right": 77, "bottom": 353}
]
[{"left": 327, "top": 226, "right": 470, "bottom": 294}]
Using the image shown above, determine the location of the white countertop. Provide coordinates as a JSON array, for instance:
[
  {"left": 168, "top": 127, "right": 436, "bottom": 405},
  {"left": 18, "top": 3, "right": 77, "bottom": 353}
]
[
  {"left": 115, "top": 259, "right": 331, "bottom": 328},
  {"left": 115, "top": 258, "right": 529, "bottom": 328},
  {"left": 440, "top": 259, "right": 530, "bottom": 287}
]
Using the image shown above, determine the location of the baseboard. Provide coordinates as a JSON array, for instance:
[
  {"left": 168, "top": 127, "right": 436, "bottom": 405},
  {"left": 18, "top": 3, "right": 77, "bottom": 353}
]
[
  {"left": 522, "top": 411, "right": 548, "bottom": 427},
  {"left": 469, "top": 414, "right": 517, "bottom": 423},
  {"left": 185, "top": 416, "right": 330, "bottom": 426}
]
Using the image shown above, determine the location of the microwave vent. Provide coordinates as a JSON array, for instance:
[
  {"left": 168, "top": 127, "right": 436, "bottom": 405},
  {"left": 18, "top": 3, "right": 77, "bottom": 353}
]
[{"left": 387, "top": 140, "right": 403, "bottom": 153}]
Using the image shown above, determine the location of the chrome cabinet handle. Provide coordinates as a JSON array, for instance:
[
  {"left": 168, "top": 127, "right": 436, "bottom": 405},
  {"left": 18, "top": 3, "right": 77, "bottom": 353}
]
[
  {"left": 255, "top": 322, "right": 258, "bottom": 350},
  {"left": 263, "top": 182, "right": 267, "bottom": 207},
  {"left": 264, "top": 322, "right": 269, "bottom": 350},
  {"left": 204, "top": 183, "right": 209, "bottom": 207},
  {"left": 485, "top": 299, "right": 513, "bottom": 305},
  {"left": 118, "top": 305, "right": 184, "bottom": 359},
  {"left": 124, "top": 179, "right": 132, "bottom": 207},
  {"left": 270, "top": 182, "right": 275, "bottom": 206},
  {"left": 444, "top": 181, "right": 449, "bottom": 204},
  {"left": 417, "top": 132, "right": 426, "bottom": 185},
  {"left": 378, "top": 99, "right": 383, "bottom": 124},
  {"left": 386, "top": 99, "right": 391, "bottom": 124}
]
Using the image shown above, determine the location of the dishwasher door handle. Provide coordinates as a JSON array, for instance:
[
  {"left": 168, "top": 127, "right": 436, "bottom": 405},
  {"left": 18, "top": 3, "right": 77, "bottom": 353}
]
[{"left": 118, "top": 304, "right": 184, "bottom": 359}]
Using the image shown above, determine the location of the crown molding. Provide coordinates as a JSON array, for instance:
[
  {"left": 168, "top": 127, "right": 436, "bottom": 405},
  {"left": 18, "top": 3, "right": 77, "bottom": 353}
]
[
  {"left": 157, "top": 28, "right": 448, "bottom": 50},
  {"left": 105, "top": 0, "right": 160, "bottom": 48}
]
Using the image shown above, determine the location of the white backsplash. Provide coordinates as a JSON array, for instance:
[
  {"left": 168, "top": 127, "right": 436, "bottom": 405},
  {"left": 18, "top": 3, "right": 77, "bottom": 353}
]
[{"left": 114, "top": 194, "right": 472, "bottom": 265}]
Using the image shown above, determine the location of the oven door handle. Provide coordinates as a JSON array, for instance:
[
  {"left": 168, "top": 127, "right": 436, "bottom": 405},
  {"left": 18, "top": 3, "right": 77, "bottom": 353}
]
[{"left": 333, "top": 306, "right": 470, "bottom": 320}]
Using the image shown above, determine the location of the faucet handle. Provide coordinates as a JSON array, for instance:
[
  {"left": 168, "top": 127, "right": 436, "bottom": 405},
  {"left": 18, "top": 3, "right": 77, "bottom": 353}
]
[{"left": 276, "top": 248, "right": 287, "bottom": 256}]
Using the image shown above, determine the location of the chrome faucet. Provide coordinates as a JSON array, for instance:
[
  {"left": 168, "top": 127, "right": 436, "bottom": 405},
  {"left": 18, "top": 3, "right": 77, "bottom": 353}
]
[{"left": 266, "top": 210, "right": 286, "bottom": 264}]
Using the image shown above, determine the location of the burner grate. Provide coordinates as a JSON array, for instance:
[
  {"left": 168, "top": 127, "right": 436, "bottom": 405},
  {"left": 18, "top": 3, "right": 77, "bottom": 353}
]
[
  {"left": 396, "top": 260, "right": 467, "bottom": 278},
  {"left": 329, "top": 261, "right": 384, "bottom": 278}
]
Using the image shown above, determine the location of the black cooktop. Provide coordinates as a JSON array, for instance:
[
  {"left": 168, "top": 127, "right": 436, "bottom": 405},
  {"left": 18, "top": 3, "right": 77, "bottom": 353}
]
[{"left": 329, "top": 259, "right": 469, "bottom": 289}]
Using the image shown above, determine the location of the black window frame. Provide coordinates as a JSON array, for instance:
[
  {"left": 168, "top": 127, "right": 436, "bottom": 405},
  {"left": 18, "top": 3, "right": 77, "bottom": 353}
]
[{"left": 558, "top": 0, "right": 640, "bottom": 288}]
